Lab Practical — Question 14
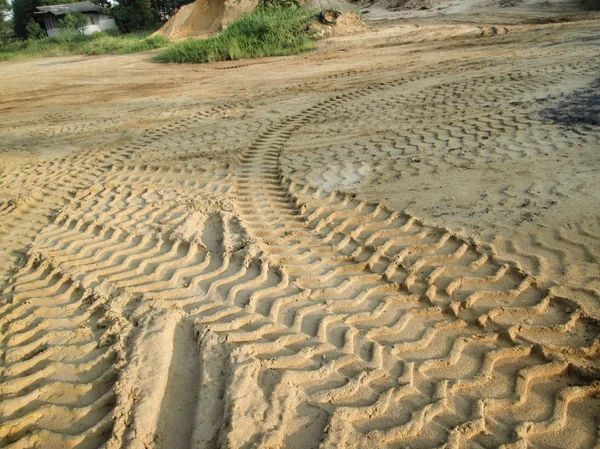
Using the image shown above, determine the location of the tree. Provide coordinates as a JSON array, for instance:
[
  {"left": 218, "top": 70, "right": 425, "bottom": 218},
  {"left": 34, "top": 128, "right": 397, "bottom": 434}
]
[
  {"left": 113, "top": 0, "right": 187, "bottom": 28},
  {"left": 112, "top": 0, "right": 156, "bottom": 32},
  {"left": 0, "top": 0, "right": 16, "bottom": 44},
  {"left": 0, "top": 19, "right": 15, "bottom": 44},
  {"left": 0, "top": 0, "right": 16, "bottom": 45},
  {"left": 13, "top": 0, "right": 37, "bottom": 38},
  {"left": 0, "top": 0, "right": 9, "bottom": 19},
  {"left": 150, "top": 0, "right": 188, "bottom": 22}
]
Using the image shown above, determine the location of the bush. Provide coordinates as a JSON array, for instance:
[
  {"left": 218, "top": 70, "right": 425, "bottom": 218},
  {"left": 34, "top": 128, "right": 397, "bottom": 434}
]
[
  {"left": 58, "top": 12, "right": 89, "bottom": 33},
  {"left": 25, "top": 18, "right": 45, "bottom": 39},
  {"left": 154, "top": 7, "right": 315, "bottom": 64}
]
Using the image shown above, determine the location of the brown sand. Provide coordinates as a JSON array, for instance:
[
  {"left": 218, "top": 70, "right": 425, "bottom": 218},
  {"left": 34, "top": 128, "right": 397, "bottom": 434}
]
[
  {"left": 310, "top": 13, "right": 371, "bottom": 37},
  {"left": 1, "top": 7, "right": 600, "bottom": 449},
  {"left": 152, "top": 0, "right": 259, "bottom": 39}
]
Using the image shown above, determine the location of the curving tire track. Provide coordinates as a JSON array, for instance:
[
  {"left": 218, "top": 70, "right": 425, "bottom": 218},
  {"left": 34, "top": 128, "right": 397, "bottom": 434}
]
[{"left": 222, "top": 75, "right": 600, "bottom": 448}]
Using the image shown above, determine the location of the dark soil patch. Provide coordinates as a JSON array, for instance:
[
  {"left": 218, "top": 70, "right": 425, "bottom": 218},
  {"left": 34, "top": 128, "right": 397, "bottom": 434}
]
[{"left": 540, "top": 78, "right": 600, "bottom": 127}]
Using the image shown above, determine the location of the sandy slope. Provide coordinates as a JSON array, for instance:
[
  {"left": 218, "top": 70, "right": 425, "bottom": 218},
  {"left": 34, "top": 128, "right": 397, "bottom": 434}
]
[{"left": 0, "top": 8, "right": 600, "bottom": 449}]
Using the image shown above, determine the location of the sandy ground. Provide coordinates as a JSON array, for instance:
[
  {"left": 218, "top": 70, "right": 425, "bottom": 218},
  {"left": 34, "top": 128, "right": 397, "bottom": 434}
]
[{"left": 1, "top": 7, "right": 600, "bottom": 449}]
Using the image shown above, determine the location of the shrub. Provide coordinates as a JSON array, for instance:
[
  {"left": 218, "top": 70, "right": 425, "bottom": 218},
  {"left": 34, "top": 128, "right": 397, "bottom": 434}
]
[
  {"left": 58, "top": 12, "right": 89, "bottom": 33},
  {"left": 154, "top": 7, "right": 315, "bottom": 64},
  {"left": 0, "top": 19, "right": 16, "bottom": 45},
  {"left": 25, "top": 18, "right": 45, "bottom": 39}
]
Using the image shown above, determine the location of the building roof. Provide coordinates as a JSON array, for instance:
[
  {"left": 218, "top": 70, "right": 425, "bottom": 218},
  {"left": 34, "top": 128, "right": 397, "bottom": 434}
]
[{"left": 35, "top": 1, "right": 105, "bottom": 16}]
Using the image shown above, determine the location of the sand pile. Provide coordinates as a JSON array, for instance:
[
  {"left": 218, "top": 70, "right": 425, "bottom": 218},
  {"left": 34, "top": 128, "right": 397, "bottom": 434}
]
[
  {"left": 309, "top": 12, "right": 370, "bottom": 37},
  {"left": 153, "top": 0, "right": 259, "bottom": 39},
  {"left": 303, "top": 0, "right": 356, "bottom": 11}
]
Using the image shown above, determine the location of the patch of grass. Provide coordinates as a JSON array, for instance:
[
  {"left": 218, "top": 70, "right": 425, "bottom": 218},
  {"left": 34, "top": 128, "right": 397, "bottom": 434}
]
[
  {"left": 154, "top": 7, "right": 316, "bottom": 64},
  {"left": 80, "top": 33, "right": 169, "bottom": 55},
  {"left": 0, "top": 31, "right": 168, "bottom": 61}
]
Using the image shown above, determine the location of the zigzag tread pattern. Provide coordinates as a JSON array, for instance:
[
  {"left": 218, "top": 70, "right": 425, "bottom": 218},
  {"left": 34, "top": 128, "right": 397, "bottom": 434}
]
[
  {"left": 0, "top": 103, "right": 238, "bottom": 287},
  {"left": 218, "top": 67, "right": 600, "bottom": 448}
]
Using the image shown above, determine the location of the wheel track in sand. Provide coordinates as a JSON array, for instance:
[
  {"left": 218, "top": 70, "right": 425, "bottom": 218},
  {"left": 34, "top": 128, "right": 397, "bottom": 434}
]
[
  {"left": 221, "top": 75, "right": 600, "bottom": 448},
  {"left": 0, "top": 104, "right": 237, "bottom": 287},
  {"left": 0, "top": 161, "right": 277, "bottom": 449},
  {"left": 0, "top": 256, "right": 126, "bottom": 449},
  {"left": 282, "top": 56, "right": 600, "bottom": 304},
  {"left": 0, "top": 61, "right": 599, "bottom": 449}
]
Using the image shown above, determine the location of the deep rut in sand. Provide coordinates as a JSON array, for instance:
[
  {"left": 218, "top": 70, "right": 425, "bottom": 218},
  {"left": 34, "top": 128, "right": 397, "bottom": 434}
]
[{"left": 1, "top": 48, "right": 600, "bottom": 449}]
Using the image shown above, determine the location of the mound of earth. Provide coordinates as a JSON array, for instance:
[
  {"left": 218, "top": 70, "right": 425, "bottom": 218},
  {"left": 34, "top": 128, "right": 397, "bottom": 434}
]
[
  {"left": 303, "top": 0, "right": 357, "bottom": 11},
  {"left": 153, "top": 0, "right": 259, "bottom": 39},
  {"left": 309, "top": 12, "right": 370, "bottom": 37}
]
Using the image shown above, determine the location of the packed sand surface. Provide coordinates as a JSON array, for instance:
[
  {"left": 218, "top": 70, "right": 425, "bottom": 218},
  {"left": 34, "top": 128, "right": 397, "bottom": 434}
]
[{"left": 1, "top": 6, "right": 600, "bottom": 449}]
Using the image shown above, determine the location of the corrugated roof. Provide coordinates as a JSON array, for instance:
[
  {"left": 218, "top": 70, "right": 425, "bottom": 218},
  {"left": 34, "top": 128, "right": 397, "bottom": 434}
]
[{"left": 35, "top": 1, "right": 104, "bottom": 15}]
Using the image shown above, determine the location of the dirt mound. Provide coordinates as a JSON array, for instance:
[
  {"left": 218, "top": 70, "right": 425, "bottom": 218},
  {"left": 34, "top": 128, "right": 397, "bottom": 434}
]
[
  {"left": 303, "top": 0, "right": 356, "bottom": 11},
  {"left": 309, "top": 12, "right": 370, "bottom": 37},
  {"left": 153, "top": 0, "right": 259, "bottom": 40}
]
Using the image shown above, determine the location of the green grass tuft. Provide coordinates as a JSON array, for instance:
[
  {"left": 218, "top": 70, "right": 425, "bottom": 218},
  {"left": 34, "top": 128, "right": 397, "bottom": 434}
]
[
  {"left": 0, "top": 32, "right": 169, "bottom": 61},
  {"left": 154, "top": 7, "right": 316, "bottom": 64}
]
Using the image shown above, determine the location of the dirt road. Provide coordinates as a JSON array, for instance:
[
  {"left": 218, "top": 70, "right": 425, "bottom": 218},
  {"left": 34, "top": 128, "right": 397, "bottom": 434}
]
[{"left": 1, "top": 10, "right": 599, "bottom": 449}]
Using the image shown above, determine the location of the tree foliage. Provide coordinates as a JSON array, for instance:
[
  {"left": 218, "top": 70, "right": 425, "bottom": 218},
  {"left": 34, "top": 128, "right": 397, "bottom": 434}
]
[
  {"left": 0, "top": 0, "right": 14, "bottom": 44},
  {"left": 151, "top": 0, "right": 189, "bottom": 22},
  {"left": 13, "top": 0, "right": 37, "bottom": 38},
  {"left": 0, "top": 0, "right": 10, "bottom": 19},
  {"left": 0, "top": 19, "right": 16, "bottom": 44},
  {"left": 26, "top": 17, "right": 45, "bottom": 38},
  {"left": 58, "top": 12, "right": 88, "bottom": 32},
  {"left": 112, "top": 0, "right": 156, "bottom": 32},
  {"left": 11, "top": 0, "right": 190, "bottom": 40},
  {"left": 112, "top": 0, "right": 190, "bottom": 31}
]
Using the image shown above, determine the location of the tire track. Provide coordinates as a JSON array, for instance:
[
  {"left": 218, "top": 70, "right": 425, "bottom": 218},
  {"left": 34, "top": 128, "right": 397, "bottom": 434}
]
[
  {"left": 0, "top": 256, "right": 128, "bottom": 449},
  {"left": 222, "top": 74, "right": 600, "bottom": 448},
  {"left": 0, "top": 104, "right": 237, "bottom": 288},
  {"left": 1, "top": 43, "right": 599, "bottom": 449}
]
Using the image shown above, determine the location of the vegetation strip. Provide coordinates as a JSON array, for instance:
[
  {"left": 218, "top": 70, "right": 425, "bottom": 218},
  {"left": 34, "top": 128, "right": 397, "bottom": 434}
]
[
  {"left": 0, "top": 31, "right": 168, "bottom": 60},
  {"left": 154, "top": 7, "right": 316, "bottom": 64}
]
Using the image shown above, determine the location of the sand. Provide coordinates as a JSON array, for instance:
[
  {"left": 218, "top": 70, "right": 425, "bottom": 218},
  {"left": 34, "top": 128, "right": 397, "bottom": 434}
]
[
  {"left": 1, "top": 6, "right": 600, "bottom": 449},
  {"left": 309, "top": 13, "right": 371, "bottom": 37},
  {"left": 152, "top": 0, "right": 259, "bottom": 39}
]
